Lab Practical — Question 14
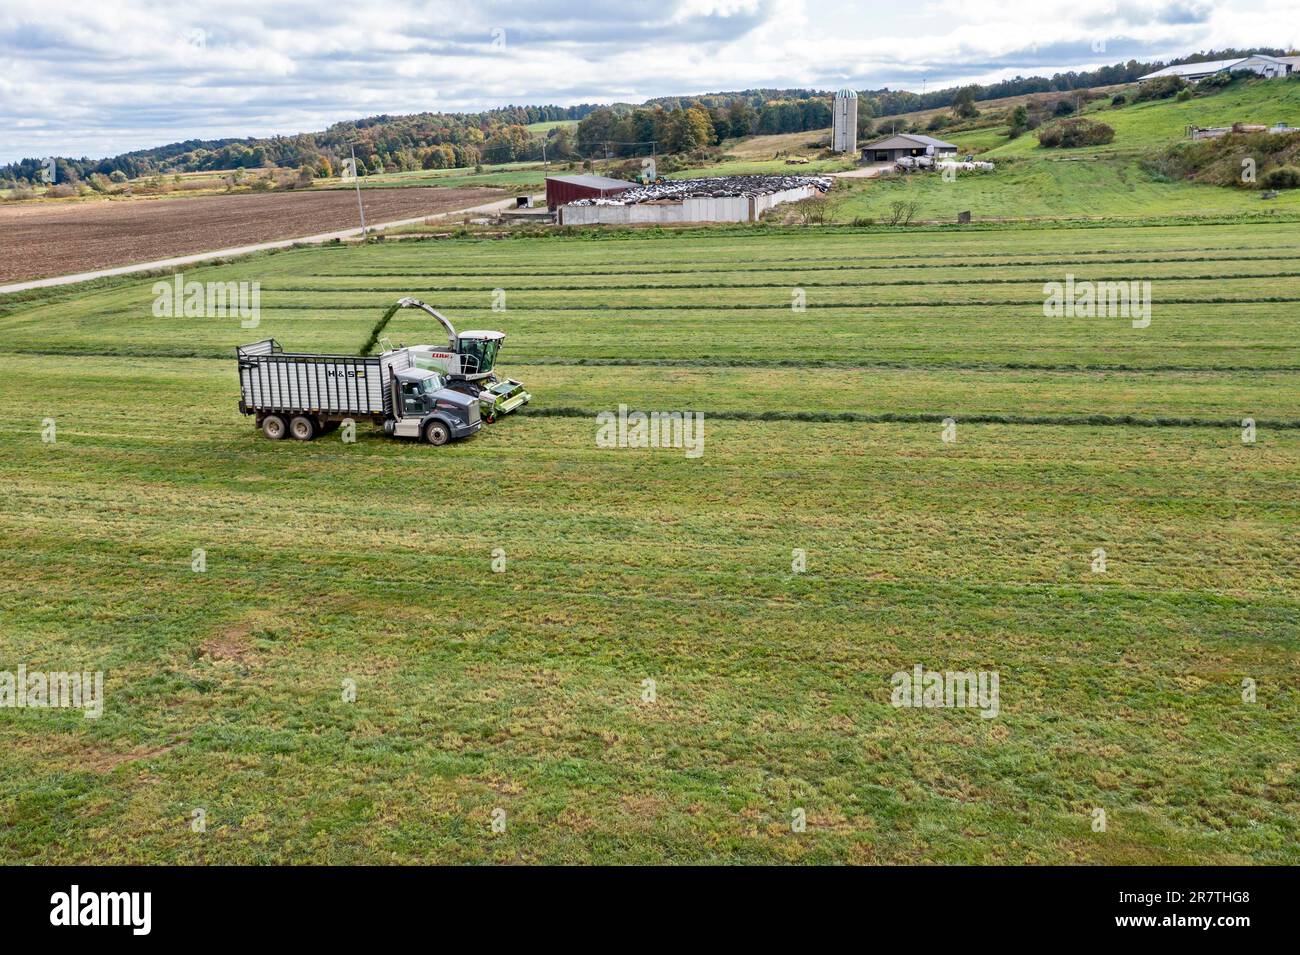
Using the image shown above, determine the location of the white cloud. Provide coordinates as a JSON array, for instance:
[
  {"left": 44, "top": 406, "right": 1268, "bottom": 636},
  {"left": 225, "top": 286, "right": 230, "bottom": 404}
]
[{"left": 0, "top": 0, "right": 1295, "bottom": 162}]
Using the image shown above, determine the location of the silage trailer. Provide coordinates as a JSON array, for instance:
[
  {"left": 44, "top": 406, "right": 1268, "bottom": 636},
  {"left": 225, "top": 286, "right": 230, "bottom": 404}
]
[{"left": 236, "top": 340, "right": 481, "bottom": 445}]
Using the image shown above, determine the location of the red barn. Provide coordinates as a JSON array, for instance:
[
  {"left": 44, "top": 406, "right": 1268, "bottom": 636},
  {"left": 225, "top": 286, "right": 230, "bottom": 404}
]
[{"left": 545, "top": 174, "right": 633, "bottom": 210}]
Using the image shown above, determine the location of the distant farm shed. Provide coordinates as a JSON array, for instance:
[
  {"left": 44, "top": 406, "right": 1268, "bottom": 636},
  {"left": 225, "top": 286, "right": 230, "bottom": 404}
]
[
  {"left": 860, "top": 133, "right": 958, "bottom": 163},
  {"left": 1139, "top": 54, "right": 1297, "bottom": 82},
  {"left": 545, "top": 175, "right": 633, "bottom": 210}
]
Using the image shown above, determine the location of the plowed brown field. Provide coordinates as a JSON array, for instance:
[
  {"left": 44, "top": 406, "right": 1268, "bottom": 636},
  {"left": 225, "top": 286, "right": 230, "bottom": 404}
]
[{"left": 0, "top": 187, "right": 503, "bottom": 283}]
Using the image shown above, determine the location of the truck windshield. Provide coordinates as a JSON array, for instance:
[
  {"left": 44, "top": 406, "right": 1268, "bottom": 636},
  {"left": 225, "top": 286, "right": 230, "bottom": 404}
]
[
  {"left": 458, "top": 337, "right": 499, "bottom": 375},
  {"left": 420, "top": 374, "right": 444, "bottom": 392}
]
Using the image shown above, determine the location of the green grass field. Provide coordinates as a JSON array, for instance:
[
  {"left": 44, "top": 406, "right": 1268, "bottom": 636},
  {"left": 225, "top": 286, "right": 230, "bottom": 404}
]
[
  {"left": 1, "top": 221, "right": 1296, "bottom": 863},
  {"left": 525, "top": 120, "right": 578, "bottom": 136},
  {"left": 317, "top": 161, "right": 550, "bottom": 192}
]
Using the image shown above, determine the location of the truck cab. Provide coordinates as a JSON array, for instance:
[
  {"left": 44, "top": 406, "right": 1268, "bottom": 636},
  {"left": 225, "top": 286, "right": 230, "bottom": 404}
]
[{"left": 388, "top": 368, "right": 481, "bottom": 445}]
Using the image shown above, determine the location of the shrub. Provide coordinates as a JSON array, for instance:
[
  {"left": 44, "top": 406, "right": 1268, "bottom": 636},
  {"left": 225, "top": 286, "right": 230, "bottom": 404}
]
[
  {"left": 1110, "top": 94, "right": 1127, "bottom": 107},
  {"left": 1196, "top": 71, "right": 1234, "bottom": 90},
  {"left": 1053, "top": 99, "right": 1076, "bottom": 117},
  {"left": 1176, "top": 88, "right": 1192, "bottom": 102},
  {"left": 1141, "top": 131, "right": 1300, "bottom": 188},
  {"left": 131, "top": 175, "right": 169, "bottom": 195},
  {"left": 1037, "top": 118, "right": 1116, "bottom": 148},
  {"left": 794, "top": 195, "right": 830, "bottom": 225},
  {"left": 1196, "top": 68, "right": 1260, "bottom": 92},
  {"left": 1134, "top": 75, "right": 1187, "bottom": 102},
  {"left": 1260, "top": 165, "right": 1300, "bottom": 189},
  {"left": 885, "top": 198, "right": 920, "bottom": 226}
]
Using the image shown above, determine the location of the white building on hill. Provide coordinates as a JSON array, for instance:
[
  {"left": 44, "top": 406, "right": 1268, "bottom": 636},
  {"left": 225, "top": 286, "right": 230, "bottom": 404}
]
[{"left": 1139, "top": 54, "right": 1298, "bottom": 82}]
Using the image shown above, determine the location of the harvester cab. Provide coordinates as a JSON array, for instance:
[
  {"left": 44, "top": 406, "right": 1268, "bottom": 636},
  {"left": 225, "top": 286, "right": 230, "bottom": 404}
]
[{"left": 382, "top": 298, "right": 531, "bottom": 422}]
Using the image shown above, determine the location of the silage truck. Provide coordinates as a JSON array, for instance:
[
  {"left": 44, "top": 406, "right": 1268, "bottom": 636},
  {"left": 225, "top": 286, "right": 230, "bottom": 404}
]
[{"left": 236, "top": 299, "right": 530, "bottom": 445}]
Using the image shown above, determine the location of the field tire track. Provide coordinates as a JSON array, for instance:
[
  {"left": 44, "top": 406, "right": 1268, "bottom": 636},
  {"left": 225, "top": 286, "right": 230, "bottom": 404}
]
[{"left": 520, "top": 406, "right": 1300, "bottom": 429}]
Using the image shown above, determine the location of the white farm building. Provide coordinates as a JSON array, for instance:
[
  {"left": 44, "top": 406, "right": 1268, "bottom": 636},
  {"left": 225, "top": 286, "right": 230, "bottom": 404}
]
[{"left": 1139, "top": 54, "right": 1299, "bottom": 82}]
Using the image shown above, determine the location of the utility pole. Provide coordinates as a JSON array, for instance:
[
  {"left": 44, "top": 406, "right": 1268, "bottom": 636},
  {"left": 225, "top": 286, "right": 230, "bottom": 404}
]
[{"left": 350, "top": 143, "right": 368, "bottom": 240}]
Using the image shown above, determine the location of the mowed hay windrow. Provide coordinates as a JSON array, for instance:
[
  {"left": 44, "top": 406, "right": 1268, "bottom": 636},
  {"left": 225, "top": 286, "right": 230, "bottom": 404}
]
[{"left": 0, "top": 221, "right": 1296, "bottom": 864}]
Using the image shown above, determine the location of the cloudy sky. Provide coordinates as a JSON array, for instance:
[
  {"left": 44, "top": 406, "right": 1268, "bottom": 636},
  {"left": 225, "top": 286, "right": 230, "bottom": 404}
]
[{"left": 1, "top": 0, "right": 1295, "bottom": 163}]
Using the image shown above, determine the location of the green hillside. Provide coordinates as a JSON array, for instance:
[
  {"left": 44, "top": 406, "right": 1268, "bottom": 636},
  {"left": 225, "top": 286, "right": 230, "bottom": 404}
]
[
  {"left": 985, "top": 76, "right": 1300, "bottom": 159},
  {"left": 836, "top": 76, "right": 1300, "bottom": 222}
]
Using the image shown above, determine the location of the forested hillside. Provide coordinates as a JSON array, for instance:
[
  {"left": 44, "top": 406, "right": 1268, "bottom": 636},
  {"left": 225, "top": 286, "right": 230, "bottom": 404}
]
[{"left": 4, "top": 48, "right": 1293, "bottom": 184}]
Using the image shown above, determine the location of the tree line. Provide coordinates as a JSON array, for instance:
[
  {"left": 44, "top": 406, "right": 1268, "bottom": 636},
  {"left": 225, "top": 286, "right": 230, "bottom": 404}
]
[
  {"left": 1, "top": 104, "right": 601, "bottom": 184},
  {"left": 6, "top": 49, "right": 1293, "bottom": 183},
  {"left": 575, "top": 50, "right": 1297, "bottom": 157}
]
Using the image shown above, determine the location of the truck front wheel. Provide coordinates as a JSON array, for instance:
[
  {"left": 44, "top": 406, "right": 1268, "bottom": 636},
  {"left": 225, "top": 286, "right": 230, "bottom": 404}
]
[
  {"left": 262, "top": 414, "right": 287, "bottom": 440},
  {"left": 289, "top": 415, "right": 317, "bottom": 441},
  {"left": 424, "top": 421, "right": 451, "bottom": 446}
]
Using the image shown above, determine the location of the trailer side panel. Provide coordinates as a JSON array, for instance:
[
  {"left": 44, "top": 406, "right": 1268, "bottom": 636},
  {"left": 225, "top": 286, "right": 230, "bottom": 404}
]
[{"left": 239, "top": 353, "right": 384, "bottom": 416}]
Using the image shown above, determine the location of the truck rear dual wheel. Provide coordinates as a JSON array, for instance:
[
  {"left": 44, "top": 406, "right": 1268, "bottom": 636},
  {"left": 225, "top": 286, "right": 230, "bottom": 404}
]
[
  {"left": 261, "top": 414, "right": 287, "bottom": 440},
  {"left": 289, "top": 416, "right": 317, "bottom": 441}
]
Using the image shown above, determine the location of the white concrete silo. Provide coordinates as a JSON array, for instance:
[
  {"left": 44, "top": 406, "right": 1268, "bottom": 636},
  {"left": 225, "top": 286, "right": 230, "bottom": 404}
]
[{"left": 832, "top": 89, "right": 858, "bottom": 153}]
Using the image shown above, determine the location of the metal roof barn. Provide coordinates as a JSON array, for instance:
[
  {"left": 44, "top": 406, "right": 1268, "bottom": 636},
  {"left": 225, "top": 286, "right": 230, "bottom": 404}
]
[
  {"left": 1138, "top": 55, "right": 1296, "bottom": 81},
  {"left": 545, "top": 175, "right": 634, "bottom": 210},
  {"left": 859, "top": 133, "right": 958, "bottom": 163}
]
